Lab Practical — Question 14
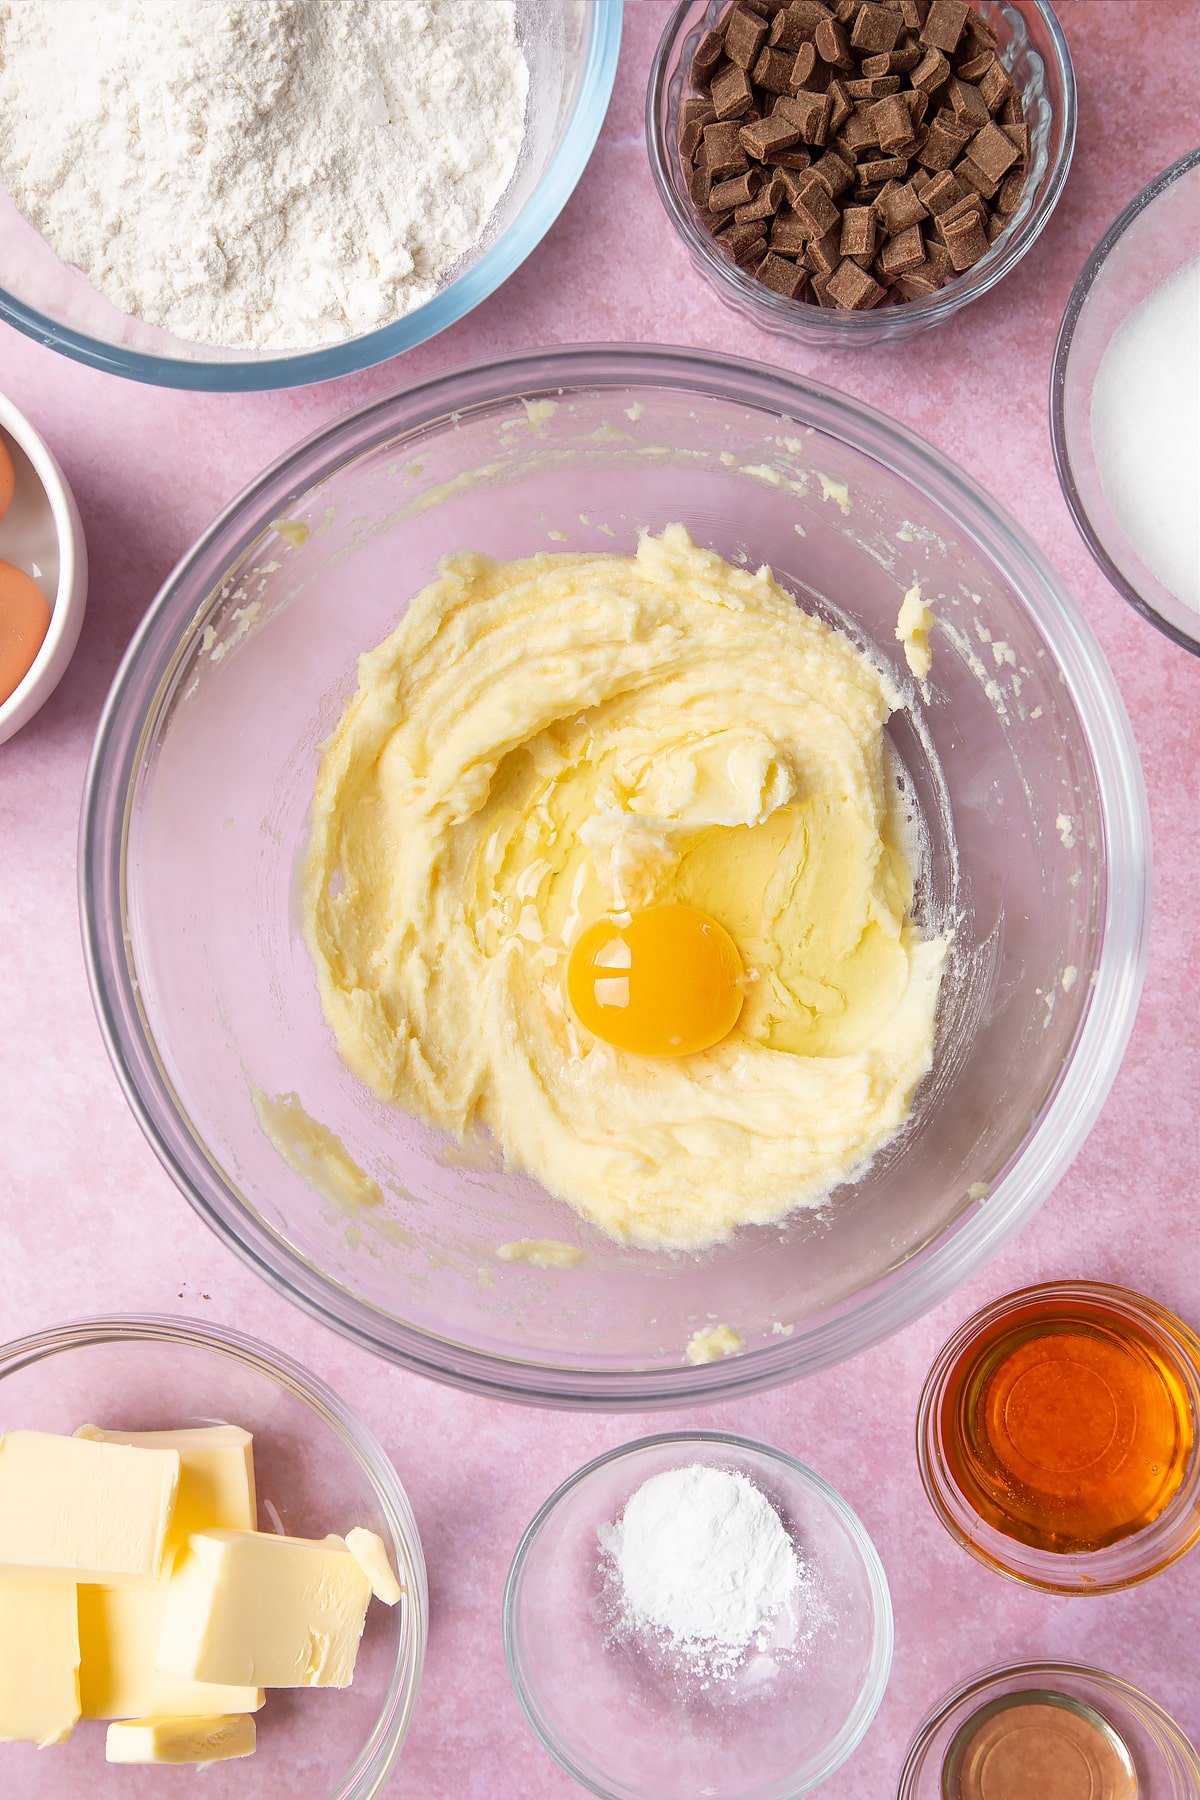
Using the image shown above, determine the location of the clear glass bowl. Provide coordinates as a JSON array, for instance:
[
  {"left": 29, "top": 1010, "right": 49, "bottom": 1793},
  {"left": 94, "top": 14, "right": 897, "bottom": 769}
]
[
  {"left": 1051, "top": 148, "right": 1200, "bottom": 656},
  {"left": 0, "top": 2, "right": 621, "bottom": 391},
  {"left": 647, "top": 0, "right": 1075, "bottom": 347},
  {"left": 916, "top": 1282, "right": 1200, "bottom": 1594},
  {"left": 80, "top": 344, "right": 1149, "bottom": 1406},
  {"left": 898, "top": 1661, "right": 1200, "bottom": 1799},
  {"left": 503, "top": 1432, "right": 892, "bottom": 1799},
  {"left": 0, "top": 1316, "right": 425, "bottom": 1797}
]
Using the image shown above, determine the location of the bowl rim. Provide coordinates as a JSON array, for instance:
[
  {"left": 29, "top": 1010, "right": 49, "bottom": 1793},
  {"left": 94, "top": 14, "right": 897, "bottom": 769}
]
[
  {"left": 914, "top": 1279, "right": 1200, "bottom": 1595},
  {"left": 0, "top": 3, "right": 623, "bottom": 392},
  {"left": 0, "top": 1312, "right": 428, "bottom": 1800},
  {"left": 1049, "top": 144, "right": 1200, "bottom": 657},
  {"left": 0, "top": 387, "right": 88, "bottom": 741},
  {"left": 897, "top": 1658, "right": 1200, "bottom": 1796},
  {"left": 502, "top": 1429, "right": 894, "bottom": 1800},
  {"left": 645, "top": 0, "right": 1077, "bottom": 341},
  {"left": 79, "top": 341, "right": 1151, "bottom": 1409}
]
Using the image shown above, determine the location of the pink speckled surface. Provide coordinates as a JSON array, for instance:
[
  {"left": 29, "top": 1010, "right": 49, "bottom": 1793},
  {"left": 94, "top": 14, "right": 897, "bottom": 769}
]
[{"left": 1, "top": 3, "right": 1198, "bottom": 1794}]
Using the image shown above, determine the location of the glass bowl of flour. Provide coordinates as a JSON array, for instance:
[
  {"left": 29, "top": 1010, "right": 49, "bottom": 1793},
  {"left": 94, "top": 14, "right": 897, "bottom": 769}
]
[
  {"left": 81, "top": 345, "right": 1149, "bottom": 1406},
  {"left": 0, "top": 0, "right": 621, "bottom": 391},
  {"left": 504, "top": 1432, "right": 892, "bottom": 1797},
  {"left": 1052, "top": 147, "right": 1200, "bottom": 656}
]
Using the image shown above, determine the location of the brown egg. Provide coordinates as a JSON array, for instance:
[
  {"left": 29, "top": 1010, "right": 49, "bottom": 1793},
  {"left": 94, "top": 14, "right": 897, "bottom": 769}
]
[
  {"left": 0, "top": 434, "right": 14, "bottom": 520},
  {"left": 0, "top": 560, "right": 52, "bottom": 704}
]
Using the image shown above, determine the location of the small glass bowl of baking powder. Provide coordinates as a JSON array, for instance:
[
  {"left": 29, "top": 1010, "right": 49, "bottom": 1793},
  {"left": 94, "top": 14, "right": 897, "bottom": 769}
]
[
  {"left": 504, "top": 1431, "right": 892, "bottom": 1799},
  {"left": 1051, "top": 147, "right": 1200, "bottom": 656},
  {"left": 647, "top": 0, "right": 1075, "bottom": 348},
  {"left": 898, "top": 1661, "right": 1200, "bottom": 1800}
]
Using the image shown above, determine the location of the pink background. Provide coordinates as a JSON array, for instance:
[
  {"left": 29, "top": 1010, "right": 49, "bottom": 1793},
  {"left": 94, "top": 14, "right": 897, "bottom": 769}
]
[{"left": 2, "top": 2, "right": 1197, "bottom": 1793}]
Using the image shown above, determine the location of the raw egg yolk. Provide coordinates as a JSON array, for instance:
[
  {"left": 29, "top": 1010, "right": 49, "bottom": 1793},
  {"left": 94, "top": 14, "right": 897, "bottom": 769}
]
[
  {"left": 566, "top": 904, "right": 744, "bottom": 1057},
  {"left": 0, "top": 561, "right": 52, "bottom": 707}
]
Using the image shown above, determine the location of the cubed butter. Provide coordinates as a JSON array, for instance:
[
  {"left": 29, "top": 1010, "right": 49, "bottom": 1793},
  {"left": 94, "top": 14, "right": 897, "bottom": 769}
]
[
  {"left": 105, "top": 1712, "right": 256, "bottom": 1765},
  {"left": 0, "top": 1430, "right": 179, "bottom": 1584},
  {"left": 345, "top": 1526, "right": 402, "bottom": 1606},
  {"left": 74, "top": 1425, "right": 262, "bottom": 1721},
  {"left": 0, "top": 1580, "right": 81, "bottom": 1746},
  {"left": 158, "top": 1530, "right": 371, "bottom": 1689}
]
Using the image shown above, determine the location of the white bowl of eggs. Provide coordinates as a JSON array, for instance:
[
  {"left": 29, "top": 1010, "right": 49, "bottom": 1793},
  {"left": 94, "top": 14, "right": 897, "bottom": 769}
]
[{"left": 0, "top": 389, "right": 88, "bottom": 745}]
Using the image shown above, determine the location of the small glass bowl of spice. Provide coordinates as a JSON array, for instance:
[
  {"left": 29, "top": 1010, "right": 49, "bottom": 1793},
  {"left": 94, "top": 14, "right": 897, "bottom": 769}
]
[
  {"left": 916, "top": 1280, "right": 1200, "bottom": 1594},
  {"left": 647, "top": 0, "right": 1075, "bottom": 344},
  {"left": 504, "top": 1431, "right": 892, "bottom": 1799},
  {"left": 898, "top": 1661, "right": 1200, "bottom": 1799}
]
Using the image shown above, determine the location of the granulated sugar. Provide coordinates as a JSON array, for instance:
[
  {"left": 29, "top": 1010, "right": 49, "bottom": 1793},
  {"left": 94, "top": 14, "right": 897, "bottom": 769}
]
[{"left": 1091, "top": 255, "right": 1200, "bottom": 613}]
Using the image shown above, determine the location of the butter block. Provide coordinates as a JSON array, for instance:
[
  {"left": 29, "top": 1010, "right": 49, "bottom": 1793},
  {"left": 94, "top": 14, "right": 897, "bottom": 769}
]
[
  {"left": 345, "top": 1526, "right": 402, "bottom": 1606},
  {"left": 158, "top": 1530, "right": 371, "bottom": 1689},
  {"left": 0, "top": 1580, "right": 82, "bottom": 1746},
  {"left": 106, "top": 1713, "right": 256, "bottom": 1765},
  {"left": 0, "top": 1430, "right": 180, "bottom": 1584},
  {"left": 74, "top": 1425, "right": 262, "bottom": 1721}
]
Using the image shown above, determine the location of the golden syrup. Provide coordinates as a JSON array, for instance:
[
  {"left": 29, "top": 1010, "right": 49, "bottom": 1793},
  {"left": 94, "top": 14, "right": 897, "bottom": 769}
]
[{"left": 939, "top": 1290, "right": 1195, "bottom": 1554}]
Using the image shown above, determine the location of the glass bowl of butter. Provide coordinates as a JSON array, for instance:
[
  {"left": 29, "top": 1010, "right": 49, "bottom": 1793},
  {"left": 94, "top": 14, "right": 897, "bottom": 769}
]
[
  {"left": 0, "top": 1315, "right": 426, "bottom": 1796},
  {"left": 81, "top": 344, "right": 1149, "bottom": 1407}
]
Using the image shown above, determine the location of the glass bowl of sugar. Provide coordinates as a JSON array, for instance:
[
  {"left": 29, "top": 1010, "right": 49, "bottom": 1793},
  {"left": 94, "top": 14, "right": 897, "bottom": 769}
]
[
  {"left": 503, "top": 1431, "right": 892, "bottom": 1799},
  {"left": 1051, "top": 147, "right": 1200, "bottom": 656}
]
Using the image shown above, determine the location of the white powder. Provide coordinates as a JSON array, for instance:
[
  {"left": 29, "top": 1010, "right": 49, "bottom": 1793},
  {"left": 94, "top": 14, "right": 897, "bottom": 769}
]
[
  {"left": 598, "top": 1464, "right": 802, "bottom": 1682},
  {"left": 0, "top": 0, "right": 529, "bottom": 350},
  {"left": 1091, "top": 255, "right": 1200, "bottom": 613}
]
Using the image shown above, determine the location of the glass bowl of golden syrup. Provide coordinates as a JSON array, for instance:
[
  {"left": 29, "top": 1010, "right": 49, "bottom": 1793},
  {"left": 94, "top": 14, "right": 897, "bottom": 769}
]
[
  {"left": 916, "top": 1281, "right": 1200, "bottom": 1593},
  {"left": 898, "top": 1661, "right": 1200, "bottom": 1800}
]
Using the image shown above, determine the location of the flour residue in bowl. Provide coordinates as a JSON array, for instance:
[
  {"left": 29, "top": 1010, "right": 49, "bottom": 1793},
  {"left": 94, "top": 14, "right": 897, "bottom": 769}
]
[{"left": 0, "top": 0, "right": 529, "bottom": 350}]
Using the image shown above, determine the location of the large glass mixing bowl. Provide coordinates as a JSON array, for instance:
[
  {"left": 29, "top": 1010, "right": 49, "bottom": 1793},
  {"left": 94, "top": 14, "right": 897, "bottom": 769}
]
[
  {"left": 0, "top": 3, "right": 621, "bottom": 390},
  {"left": 81, "top": 346, "right": 1149, "bottom": 1406}
]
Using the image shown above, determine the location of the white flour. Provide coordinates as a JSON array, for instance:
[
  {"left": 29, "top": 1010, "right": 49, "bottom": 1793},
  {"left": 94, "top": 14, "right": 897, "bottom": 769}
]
[
  {"left": 0, "top": 0, "right": 529, "bottom": 350},
  {"left": 598, "top": 1464, "right": 803, "bottom": 1682}
]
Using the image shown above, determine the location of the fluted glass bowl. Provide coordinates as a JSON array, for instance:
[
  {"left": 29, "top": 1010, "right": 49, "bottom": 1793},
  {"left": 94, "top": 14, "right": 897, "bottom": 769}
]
[
  {"left": 0, "top": 1316, "right": 427, "bottom": 1797},
  {"left": 0, "top": 2, "right": 621, "bottom": 390},
  {"left": 81, "top": 344, "right": 1148, "bottom": 1407},
  {"left": 647, "top": 0, "right": 1075, "bottom": 347}
]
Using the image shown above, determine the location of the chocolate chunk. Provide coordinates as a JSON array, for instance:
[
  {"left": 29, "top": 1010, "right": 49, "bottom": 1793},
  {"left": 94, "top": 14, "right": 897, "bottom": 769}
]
[
  {"left": 712, "top": 62, "right": 757, "bottom": 118},
  {"left": 911, "top": 45, "right": 950, "bottom": 91},
  {"left": 757, "top": 250, "right": 811, "bottom": 295},
  {"left": 874, "top": 175, "right": 927, "bottom": 230},
  {"left": 769, "top": 205, "right": 811, "bottom": 251},
  {"left": 850, "top": 4, "right": 903, "bottom": 53},
  {"left": 917, "top": 112, "right": 972, "bottom": 168},
  {"left": 872, "top": 91, "right": 916, "bottom": 150},
  {"left": 692, "top": 27, "right": 728, "bottom": 83},
  {"left": 755, "top": 44, "right": 800, "bottom": 89},
  {"left": 963, "top": 7, "right": 997, "bottom": 50},
  {"left": 810, "top": 147, "right": 856, "bottom": 194},
  {"left": 923, "top": 236, "right": 954, "bottom": 281},
  {"left": 896, "top": 263, "right": 940, "bottom": 296},
  {"left": 810, "top": 268, "right": 838, "bottom": 303},
  {"left": 776, "top": 86, "right": 834, "bottom": 141},
  {"left": 717, "top": 218, "right": 772, "bottom": 259},
  {"left": 805, "top": 222, "right": 844, "bottom": 271},
  {"left": 710, "top": 167, "right": 764, "bottom": 210},
  {"left": 682, "top": 96, "right": 718, "bottom": 130},
  {"left": 941, "top": 207, "right": 989, "bottom": 268},
  {"left": 846, "top": 73, "right": 902, "bottom": 96},
  {"left": 955, "top": 48, "right": 995, "bottom": 82},
  {"left": 840, "top": 203, "right": 879, "bottom": 256},
  {"left": 815, "top": 15, "right": 856, "bottom": 66},
  {"left": 944, "top": 75, "right": 989, "bottom": 127},
  {"left": 1003, "top": 119, "right": 1029, "bottom": 158},
  {"left": 788, "top": 42, "right": 827, "bottom": 88},
  {"left": 700, "top": 120, "right": 750, "bottom": 176},
  {"left": 920, "top": 167, "right": 965, "bottom": 212},
  {"left": 900, "top": 0, "right": 928, "bottom": 23},
  {"left": 986, "top": 210, "right": 1007, "bottom": 242},
  {"left": 827, "top": 77, "right": 854, "bottom": 128},
  {"left": 888, "top": 43, "right": 923, "bottom": 73},
  {"left": 827, "top": 255, "right": 886, "bottom": 306},
  {"left": 878, "top": 220, "right": 925, "bottom": 274},
  {"left": 919, "top": 0, "right": 969, "bottom": 53},
  {"left": 738, "top": 111, "right": 799, "bottom": 157},
  {"left": 996, "top": 164, "right": 1025, "bottom": 213},
  {"left": 768, "top": 144, "right": 816, "bottom": 168},
  {"left": 969, "top": 117, "right": 1020, "bottom": 179},
  {"left": 859, "top": 154, "right": 909, "bottom": 181},
  {"left": 771, "top": 0, "right": 835, "bottom": 46},
  {"left": 956, "top": 154, "right": 999, "bottom": 199},
  {"left": 904, "top": 87, "right": 931, "bottom": 127},
  {"left": 724, "top": 6, "right": 771, "bottom": 67},
  {"left": 790, "top": 169, "right": 843, "bottom": 231},
  {"left": 688, "top": 164, "right": 713, "bottom": 207}
]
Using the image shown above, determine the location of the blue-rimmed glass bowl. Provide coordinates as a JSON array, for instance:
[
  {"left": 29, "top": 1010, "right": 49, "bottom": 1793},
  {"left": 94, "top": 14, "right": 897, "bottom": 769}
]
[{"left": 0, "top": 1, "right": 621, "bottom": 390}]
